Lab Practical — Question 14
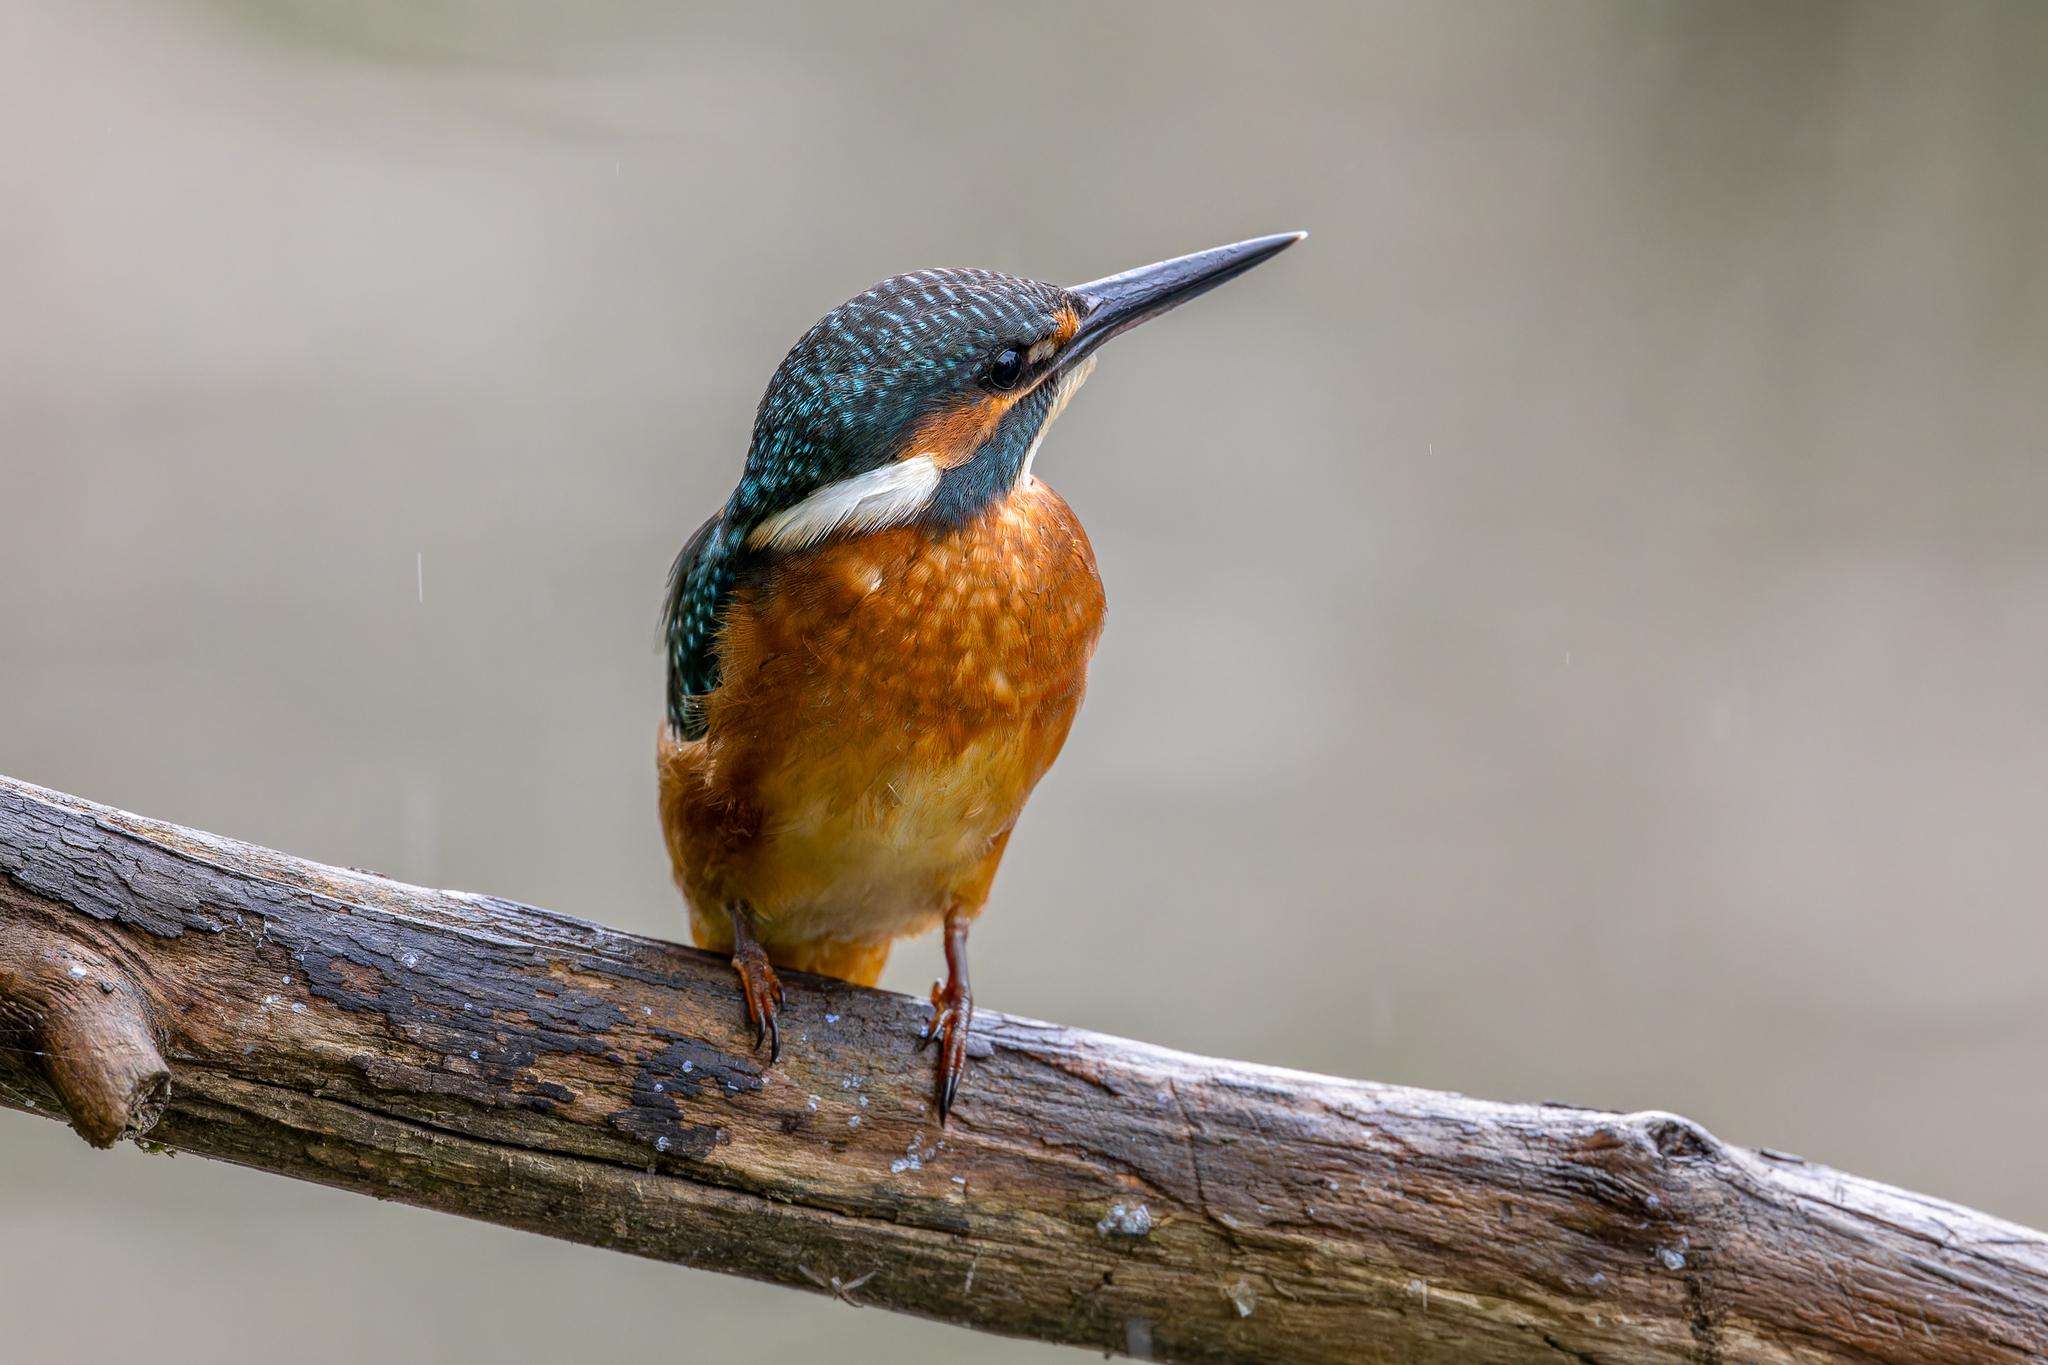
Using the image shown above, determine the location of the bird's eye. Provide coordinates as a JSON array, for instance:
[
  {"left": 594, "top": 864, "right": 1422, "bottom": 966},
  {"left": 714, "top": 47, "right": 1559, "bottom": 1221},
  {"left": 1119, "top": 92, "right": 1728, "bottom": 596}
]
[{"left": 986, "top": 348, "right": 1024, "bottom": 390}]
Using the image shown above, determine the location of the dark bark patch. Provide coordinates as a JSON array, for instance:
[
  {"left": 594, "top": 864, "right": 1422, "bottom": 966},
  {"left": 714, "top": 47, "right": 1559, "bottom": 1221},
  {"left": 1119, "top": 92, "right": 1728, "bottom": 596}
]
[{"left": 607, "top": 1036, "right": 759, "bottom": 1157}]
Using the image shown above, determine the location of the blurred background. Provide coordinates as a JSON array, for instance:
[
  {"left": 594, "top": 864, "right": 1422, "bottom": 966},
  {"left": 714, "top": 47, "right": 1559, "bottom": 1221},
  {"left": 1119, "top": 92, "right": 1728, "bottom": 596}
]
[{"left": 4, "top": 1, "right": 2046, "bottom": 1359}]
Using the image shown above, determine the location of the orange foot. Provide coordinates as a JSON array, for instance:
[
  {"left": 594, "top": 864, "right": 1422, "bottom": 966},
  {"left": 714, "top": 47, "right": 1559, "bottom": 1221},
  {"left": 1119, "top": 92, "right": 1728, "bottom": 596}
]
[
  {"left": 727, "top": 902, "right": 783, "bottom": 1063},
  {"left": 919, "top": 912, "right": 974, "bottom": 1122}
]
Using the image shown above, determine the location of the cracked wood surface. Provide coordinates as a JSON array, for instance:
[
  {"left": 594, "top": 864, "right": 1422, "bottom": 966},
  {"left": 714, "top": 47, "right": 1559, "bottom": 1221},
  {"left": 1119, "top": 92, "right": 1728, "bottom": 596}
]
[{"left": 2, "top": 772, "right": 2045, "bottom": 1364}]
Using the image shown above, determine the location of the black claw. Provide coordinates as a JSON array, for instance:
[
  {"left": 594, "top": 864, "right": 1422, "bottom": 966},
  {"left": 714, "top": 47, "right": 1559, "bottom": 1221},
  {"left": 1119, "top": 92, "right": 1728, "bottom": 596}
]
[{"left": 767, "top": 1011, "right": 781, "bottom": 1065}]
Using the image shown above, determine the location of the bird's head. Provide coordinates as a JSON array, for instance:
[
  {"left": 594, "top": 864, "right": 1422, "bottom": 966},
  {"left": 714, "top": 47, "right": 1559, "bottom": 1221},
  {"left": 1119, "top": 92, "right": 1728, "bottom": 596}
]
[
  {"left": 666, "top": 232, "right": 1304, "bottom": 732},
  {"left": 730, "top": 266, "right": 1081, "bottom": 549},
  {"left": 729, "top": 230, "right": 1305, "bottom": 552}
]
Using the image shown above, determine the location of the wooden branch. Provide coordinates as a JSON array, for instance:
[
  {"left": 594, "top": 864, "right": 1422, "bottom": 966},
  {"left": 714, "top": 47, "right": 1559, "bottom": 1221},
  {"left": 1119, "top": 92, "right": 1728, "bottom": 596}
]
[{"left": 2, "top": 773, "right": 2044, "bottom": 1363}]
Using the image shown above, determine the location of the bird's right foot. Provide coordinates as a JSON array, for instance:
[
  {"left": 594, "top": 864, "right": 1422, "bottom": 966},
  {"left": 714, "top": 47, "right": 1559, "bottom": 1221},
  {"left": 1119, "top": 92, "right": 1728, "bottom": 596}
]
[
  {"left": 918, "top": 912, "right": 974, "bottom": 1123},
  {"left": 726, "top": 903, "right": 783, "bottom": 1063}
]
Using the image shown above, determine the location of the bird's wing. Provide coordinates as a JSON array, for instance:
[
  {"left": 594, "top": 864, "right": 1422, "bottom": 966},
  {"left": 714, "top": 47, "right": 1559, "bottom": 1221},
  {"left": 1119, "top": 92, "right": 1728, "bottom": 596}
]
[{"left": 663, "top": 511, "right": 729, "bottom": 740}]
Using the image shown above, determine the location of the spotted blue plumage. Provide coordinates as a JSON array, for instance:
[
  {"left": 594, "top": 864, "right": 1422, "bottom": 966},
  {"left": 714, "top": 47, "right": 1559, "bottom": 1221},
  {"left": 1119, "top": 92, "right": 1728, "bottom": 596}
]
[{"left": 664, "top": 268, "right": 1079, "bottom": 738}]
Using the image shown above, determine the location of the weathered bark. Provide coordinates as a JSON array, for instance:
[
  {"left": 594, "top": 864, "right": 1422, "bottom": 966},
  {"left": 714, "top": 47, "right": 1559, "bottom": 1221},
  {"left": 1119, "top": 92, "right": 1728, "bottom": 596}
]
[{"left": 1, "top": 772, "right": 2043, "bottom": 1363}]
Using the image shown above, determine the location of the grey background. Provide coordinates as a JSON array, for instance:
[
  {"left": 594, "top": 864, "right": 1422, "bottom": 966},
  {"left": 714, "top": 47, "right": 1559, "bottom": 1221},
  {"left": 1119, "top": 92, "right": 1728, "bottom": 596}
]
[{"left": 4, "top": 2, "right": 2046, "bottom": 1360}]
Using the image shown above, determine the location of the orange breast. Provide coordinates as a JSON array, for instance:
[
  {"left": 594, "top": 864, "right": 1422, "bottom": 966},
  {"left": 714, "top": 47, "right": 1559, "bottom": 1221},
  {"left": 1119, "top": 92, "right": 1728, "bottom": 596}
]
[{"left": 659, "top": 477, "right": 1105, "bottom": 970}]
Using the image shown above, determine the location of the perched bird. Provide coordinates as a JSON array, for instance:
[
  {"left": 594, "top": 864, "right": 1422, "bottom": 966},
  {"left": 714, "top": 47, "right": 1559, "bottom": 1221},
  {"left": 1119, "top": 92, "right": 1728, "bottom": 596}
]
[{"left": 659, "top": 232, "right": 1303, "bottom": 1118}]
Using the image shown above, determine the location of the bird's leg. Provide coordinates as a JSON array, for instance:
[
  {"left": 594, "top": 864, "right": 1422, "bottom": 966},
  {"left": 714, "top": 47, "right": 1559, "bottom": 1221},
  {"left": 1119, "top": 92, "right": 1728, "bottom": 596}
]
[
  {"left": 726, "top": 901, "right": 782, "bottom": 1063},
  {"left": 919, "top": 911, "right": 974, "bottom": 1122}
]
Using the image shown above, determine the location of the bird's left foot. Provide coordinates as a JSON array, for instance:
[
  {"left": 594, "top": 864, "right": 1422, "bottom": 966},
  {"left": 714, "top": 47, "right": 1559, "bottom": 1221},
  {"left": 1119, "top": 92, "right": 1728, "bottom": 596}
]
[
  {"left": 726, "top": 902, "right": 783, "bottom": 1063},
  {"left": 918, "top": 913, "right": 974, "bottom": 1122}
]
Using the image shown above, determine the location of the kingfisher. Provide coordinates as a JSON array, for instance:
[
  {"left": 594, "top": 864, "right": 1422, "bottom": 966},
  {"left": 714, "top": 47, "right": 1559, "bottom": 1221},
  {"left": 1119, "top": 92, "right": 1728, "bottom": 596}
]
[{"left": 659, "top": 232, "right": 1304, "bottom": 1119}]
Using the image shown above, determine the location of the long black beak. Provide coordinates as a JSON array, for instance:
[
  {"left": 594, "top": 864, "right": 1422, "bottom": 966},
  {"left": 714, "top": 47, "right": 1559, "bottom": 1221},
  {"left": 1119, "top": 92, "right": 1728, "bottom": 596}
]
[{"left": 1063, "top": 231, "right": 1305, "bottom": 367}]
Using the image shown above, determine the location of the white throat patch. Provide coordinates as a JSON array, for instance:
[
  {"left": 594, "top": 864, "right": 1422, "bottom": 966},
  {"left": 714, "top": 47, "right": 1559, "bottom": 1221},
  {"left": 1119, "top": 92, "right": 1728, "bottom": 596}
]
[{"left": 1020, "top": 354, "right": 1095, "bottom": 486}]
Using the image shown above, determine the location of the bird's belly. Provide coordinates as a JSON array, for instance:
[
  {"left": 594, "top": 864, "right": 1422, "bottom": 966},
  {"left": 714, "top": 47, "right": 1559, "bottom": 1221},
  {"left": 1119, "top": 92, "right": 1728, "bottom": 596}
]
[
  {"left": 661, "top": 478, "right": 1104, "bottom": 953},
  {"left": 748, "top": 728, "right": 1040, "bottom": 947}
]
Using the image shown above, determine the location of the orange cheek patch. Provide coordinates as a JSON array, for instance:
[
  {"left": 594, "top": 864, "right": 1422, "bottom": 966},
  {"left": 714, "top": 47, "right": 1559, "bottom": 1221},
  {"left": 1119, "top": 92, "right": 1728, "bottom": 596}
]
[{"left": 904, "top": 394, "right": 1013, "bottom": 470}]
